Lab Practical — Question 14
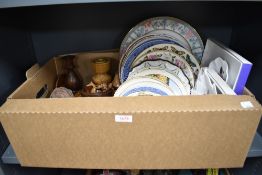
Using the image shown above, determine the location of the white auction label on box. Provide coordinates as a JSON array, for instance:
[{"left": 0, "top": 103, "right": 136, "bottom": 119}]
[
  {"left": 240, "top": 101, "right": 254, "bottom": 109},
  {"left": 115, "top": 115, "right": 133, "bottom": 123}
]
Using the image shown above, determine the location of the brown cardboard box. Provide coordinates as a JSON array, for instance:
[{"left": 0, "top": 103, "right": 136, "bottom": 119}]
[{"left": 0, "top": 51, "right": 261, "bottom": 169}]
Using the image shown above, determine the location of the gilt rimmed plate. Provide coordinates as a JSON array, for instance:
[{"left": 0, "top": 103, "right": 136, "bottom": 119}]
[
  {"left": 120, "top": 16, "right": 204, "bottom": 62},
  {"left": 130, "top": 51, "right": 195, "bottom": 87},
  {"left": 131, "top": 43, "right": 200, "bottom": 76},
  {"left": 114, "top": 77, "right": 174, "bottom": 97},
  {"left": 119, "top": 38, "right": 177, "bottom": 83},
  {"left": 129, "top": 60, "right": 190, "bottom": 94},
  {"left": 128, "top": 68, "right": 189, "bottom": 95}
]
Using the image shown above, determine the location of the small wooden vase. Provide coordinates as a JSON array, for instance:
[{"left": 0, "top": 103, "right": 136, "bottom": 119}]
[
  {"left": 92, "top": 57, "right": 112, "bottom": 85},
  {"left": 57, "top": 55, "right": 83, "bottom": 92}
]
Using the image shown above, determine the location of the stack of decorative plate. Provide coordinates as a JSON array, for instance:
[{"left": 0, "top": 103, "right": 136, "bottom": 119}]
[{"left": 115, "top": 16, "right": 203, "bottom": 97}]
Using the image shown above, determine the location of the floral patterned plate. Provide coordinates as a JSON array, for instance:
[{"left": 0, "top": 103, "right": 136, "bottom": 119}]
[
  {"left": 131, "top": 43, "right": 200, "bottom": 76},
  {"left": 129, "top": 60, "right": 190, "bottom": 94},
  {"left": 131, "top": 50, "right": 195, "bottom": 87},
  {"left": 148, "top": 30, "right": 191, "bottom": 51},
  {"left": 120, "top": 16, "right": 204, "bottom": 62}
]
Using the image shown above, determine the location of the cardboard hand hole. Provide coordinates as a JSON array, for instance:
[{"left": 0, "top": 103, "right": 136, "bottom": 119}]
[{"left": 36, "top": 84, "right": 48, "bottom": 98}]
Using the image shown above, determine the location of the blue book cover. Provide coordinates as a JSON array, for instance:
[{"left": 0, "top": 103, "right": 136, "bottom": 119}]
[
  {"left": 201, "top": 39, "right": 252, "bottom": 95},
  {"left": 236, "top": 62, "right": 252, "bottom": 94}
]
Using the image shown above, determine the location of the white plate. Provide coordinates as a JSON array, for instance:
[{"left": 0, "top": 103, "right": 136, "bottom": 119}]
[
  {"left": 114, "top": 77, "right": 174, "bottom": 97},
  {"left": 129, "top": 60, "right": 191, "bottom": 94},
  {"left": 128, "top": 68, "right": 189, "bottom": 95}
]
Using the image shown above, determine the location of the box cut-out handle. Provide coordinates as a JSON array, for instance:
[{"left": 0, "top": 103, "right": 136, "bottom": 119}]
[{"left": 36, "top": 84, "right": 48, "bottom": 98}]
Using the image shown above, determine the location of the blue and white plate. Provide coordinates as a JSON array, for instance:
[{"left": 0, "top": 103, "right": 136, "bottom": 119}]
[
  {"left": 119, "top": 33, "right": 185, "bottom": 70},
  {"left": 125, "top": 91, "right": 161, "bottom": 96},
  {"left": 114, "top": 77, "right": 174, "bottom": 97}
]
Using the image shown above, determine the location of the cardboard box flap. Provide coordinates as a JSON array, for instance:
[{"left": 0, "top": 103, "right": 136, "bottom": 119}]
[
  {"left": 26, "top": 64, "right": 40, "bottom": 80},
  {"left": 8, "top": 59, "right": 57, "bottom": 100},
  {"left": 1, "top": 95, "right": 261, "bottom": 115}
]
